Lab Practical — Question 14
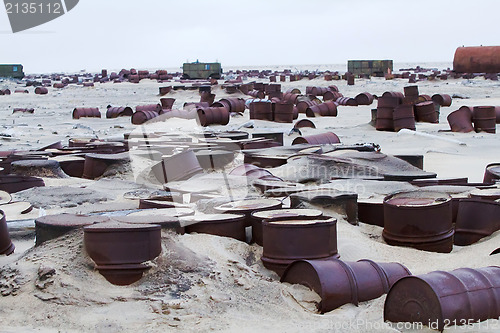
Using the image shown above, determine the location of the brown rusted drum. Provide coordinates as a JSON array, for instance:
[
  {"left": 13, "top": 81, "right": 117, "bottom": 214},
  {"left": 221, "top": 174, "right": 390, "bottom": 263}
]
[
  {"left": 247, "top": 90, "right": 265, "bottom": 99},
  {"left": 261, "top": 216, "right": 338, "bottom": 276},
  {"left": 251, "top": 208, "right": 323, "bottom": 246},
  {"left": 473, "top": 106, "right": 496, "bottom": 133},
  {"left": 0, "top": 175, "right": 45, "bottom": 193},
  {"left": 281, "top": 92, "right": 299, "bottom": 104},
  {"left": 213, "top": 98, "right": 246, "bottom": 113},
  {"left": 296, "top": 99, "right": 319, "bottom": 114},
  {"left": 273, "top": 102, "right": 294, "bottom": 123},
  {"left": 0, "top": 210, "right": 15, "bottom": 255},
  {"left": 414, "top": 101, "right": 438, "bottom": 123},
  {"left": 355, "top": 92, "right": 374, "bottom": 105},
  {"left": 483, "top": 163, "right": 500, "bottom": 183},
  {"left": 160, "top": 98, "right": 175, "bottom": 110},
  {"left": 249, "top": 101, "right": 273, "bottom": 121},
  {"left": 72, "top": 108, "right": 101, "bottom": 119},
  {"left": 136, "top": 104, "right": 162, "bottom": 113},
  {"left": 323, "top": 90, "right": 343, "bottom": 101},
  {"left": 305, "top": 101, "right": 338, "bottom": 117},
  {"left": 376, "top": 107, "right": 394, "bottom": 131},
  {"left": 393, "top": 104, "right": 416, "bottom": 131},
  {"left": 34, "top": 87, "right": 48, "bottom": 95},
  {"left": 200, "top": 91, "right": 215, "bottom": 105},
  {"left": 292, "top": 132, "right": 340, "bottom": 145},
  {"left": 196, "top": 106, "right": 230, "bottom": 127},
  {"left": 35, "top": 213, "right": 109, "bottom": 246},
  {"left": 84, "top": 221, "right": 161, "bottom": 285},
  {"left": 12, "top": 108, "right": 34, "bottom": 113},
  {"left": 82, "top": 152, "right": 129, "bottom": 179},
  {"left": 182, "top": 214, "right": 247, "bottom": 241},
  {"left": 151, "top": 150, "right": 203, "bottom": 184},
  {"left": 384, "top": 266, "right": 500, "bottom": 331},
  {"left": 358, "top": 198, "right": 384, "bottom": 227},
  {"left": 454, "top": 198, "right": 500, "bottom": 246},
  {"left": 294, "top": 119, "right": 316, "bottom": 129},
  {"left": 281, "top": 259, "right": 411, "bottom": 313},
  {"left": 131, "top": 110, "right": 159, "bottom": 125},
  {"left": 495, "top": 106, "right": 500, "bottom": 123},
  {"left": 383, "top": 191, "right": 454, "bottom": 253},
  {"left": 309, "top": 86, "right": 329, "bottom": 96},
  {"left": 447, "top": 106, "right": 474, "bottom": 132},
  {"left": 382, "top": 91, "right": 404, "bottom": 103},
  {"left": 159, "top": 86, "right": 172, "bottom": 95},
  {"left": 453, "top": 46, "right": 500, "bottom": 73},
  {"left": 106, "top": 106, "right": 133, "bottom": 118},
  {"left": 431, "top": 94, "right": 452, "bottom": 107}
]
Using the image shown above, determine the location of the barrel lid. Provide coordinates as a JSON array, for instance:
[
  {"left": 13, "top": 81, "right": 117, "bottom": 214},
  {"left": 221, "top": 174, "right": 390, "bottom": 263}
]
[
  {"left": 126, "top": 208, "right": 194, "bottom": 218},
  {"left": 384, "top": 191, "right": 451, "bottom": 207},
  {"left": 215, "top": 198, "right": 282, "bottom": 212},
  {"left": 486, "top": 164, "right": 500, "bottom": 176},
  {"left": 36, "top": 213, "right": 109, "bottom": 227},
  {"left": 265, "top": 217, "right": 336, "bottom": 225},
  {"left": 252, "top": 208, "right": 322, "bottom": 220},
  {"left": 470, "top": 188, "right": 500, "bottom": 200},
  {"left": 112, "top": 215, "right": 179, "bottom": 227},
  {"left": 0, "top": 190, "right": 12, "bottom": 205},
  {"left": 84, "top": 220, "right": 160, "bottom": 232},
  {"left": 179, "top": 213, "right": 245, "bottom": 226}
]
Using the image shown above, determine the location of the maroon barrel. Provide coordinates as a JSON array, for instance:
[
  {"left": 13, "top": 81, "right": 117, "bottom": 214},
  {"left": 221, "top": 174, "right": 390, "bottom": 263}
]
[
  {"left": 281, "top": 92, "right": 299, "bottom": 104},
  {"left": 306, "top": 101, "right": 338, "bottom": 117},
  {"left": 249, "top": 101, "right": 273, "bottom": 121},
  {"left": 282, "top": 259, "right": 411, "bottom": 313},
  {"left": 262, "top": 216, "right": 338, "bottom": 276},
  {"left": 196, "top": 106, "right": 230, "bottom": 127},
  {"left": 213, "top": 98, "right": 246, "bottom": 113},
  {"left": 447, "top": 106, "right": 474, "bottom": 132},
  {"left": 382, "top": 91, "right": 404, "bottom": 103},
  {"left": 431, "top": 94, "right": 452, "bottom": 107},
  {"left": 0, "top": 175, "right": 45, "bottom": 193},
  {"left": 495, "top": 106, "right": 500, "bottom": 123},
  {"left": 273, "top": 102, "right": 294, "bottom": 123},
  {"left": 453, "top": 46, "right": 500, "bottom": 73},
  {"left": 292, "top": 132, "right": 341, "bottom": 145},
  {"left": 182, "top": 214, "right": 247, "bottom": 241},
  {"left": 1, "top": 89, "right": 11, "bottom": 95},
  {"left": 483, "top": 163, "right": 500, "bottom": 183},
  {"left": 53, "top": 83, "right": 65, "bottom": 89},
  {"left": 247, "top": 90, "right": 265, "bottom": 99},
  {"left": 159, "top": 86, "right": 172, "bottom": 95},
  {"left": 34, "top": 87, "right": 48, "bottom": 95},
  {"left": 84, "top": 221, "right": 161, "bottom": 285},
  {"left": 414, "top": 101, "right": 438, "bottom": 123},
  {"left": 136, "top": 104, "right": 162, "bottom": 113},
  {"left": 323, "top": 90, "right": 343, "bottom": 101},
  {"left": 200, "top": 92, "right": 215, "bottom": 105},
  {"left": 384, "top": 266, "right": 500, "bottom": 331},
  {"left": 294, "top": 119, "right": 316, "bottom": 129},
  {"left": 82, "top": 82, "right": 94, "bottom": 87},
  {"left": 335, "top": 97, "right": 358, "bottom": 106},
  {"left": 393, "top": 104, "right": 416, "bottom": 131},
  {"left": 131, "top": 110, "right": 159, "bottom": 125},
  {"left": 473, "top": 106, "right": 496, "bottom": 133},
  {"left": 12, "top": 108, "right": 34, "bottom": 113},
  {"left": 454, "top": 198, "right": 500, "bottom": 246},
  {"left": 376, "top": 107, "right": 395, "bottom": 131},
  {"left": 14, "top": 89, "right": 28, "bottom": 94},
  {"left": 106, "top": 107, "right": 133, "bottom": 118},
  {"left": 355, "top": 92, "right": 374, "bottom": 105},
  {"left": 296, "top": 99, "right": 319, "bottom": 113},
  {"left": 383, "top": 191, "right": 454, "bottom": 253},
  {"left": 160, "top": 98, "right": 175, "bottom": 110},
  {"left": 0, "top": 210, "right": 15, "bottom": 255},
  {"left": 310, "top": 86, "right": 329, "bottom": 96},
  {"left": 72, "top": 108, "right": 101, "bottom": 119}
]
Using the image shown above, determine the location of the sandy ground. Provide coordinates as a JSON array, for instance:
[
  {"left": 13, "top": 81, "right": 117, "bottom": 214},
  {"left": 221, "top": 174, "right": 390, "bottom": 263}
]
[{"left": 0, "top": 69, "right": 499, "bottom": 332}]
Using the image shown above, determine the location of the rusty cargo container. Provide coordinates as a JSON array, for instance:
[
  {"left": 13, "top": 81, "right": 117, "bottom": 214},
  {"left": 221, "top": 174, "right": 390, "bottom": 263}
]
[{"left": 347, "top": 60, "right": 393, "bottom": 77}]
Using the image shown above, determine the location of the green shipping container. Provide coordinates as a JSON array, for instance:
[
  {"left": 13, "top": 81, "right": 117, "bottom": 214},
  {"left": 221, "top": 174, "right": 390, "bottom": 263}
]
[
  {"left": 347, "top": 60, "right": 393, "bottom": 77},
  {"left": 0, "top": 64, "right": 24, "bottom": 79},
  {"left": 182, "top": 62, "right": 222, "bottom": 79}
]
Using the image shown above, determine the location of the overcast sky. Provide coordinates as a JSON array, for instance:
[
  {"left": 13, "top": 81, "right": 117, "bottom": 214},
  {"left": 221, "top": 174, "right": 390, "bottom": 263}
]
[{"left": 0, "top": 0, "right": 498, "bottom": 73}]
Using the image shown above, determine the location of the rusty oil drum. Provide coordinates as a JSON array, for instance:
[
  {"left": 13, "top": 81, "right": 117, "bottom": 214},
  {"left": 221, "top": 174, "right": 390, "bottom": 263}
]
[
  {"left": 453, "top": 46, "right": 500, "bottom": 73},
  {"left": 384, "top": 266, "right": 500, "bottom": 331},
  {"left": 292, "top": 132, "right": 340, "bottom": 145},
  {"left": 355, "top": 92, "right": 374, "bottom": 105},
  {"left": 306, "top": 101, "right": 338, "bottom": 117},
  {"left": 261, "top": 216, "right": 339, "bottom": 276},
  {"left": 393, "top": 104, "right": 416, "bottom": 131},
  {"left": 483, "top": 162, "right": 500, "bottom": 183},
  {"left": 131, "top": 110, "right": 160, "bottom": 125},
  {"left": 414, "top": 101, "right": 438, "bottom": 123},
  {"left": 447, "top": 106, "right": 474, "bottom": 133},
  {"left": 431, "top": 94, "right": 452, "bottom": 107},
  {"left": 383, "top": 191, "right": 454, "bottom": 253},
  {"left": 182, "top": 214, "right": 247, "bottom": 241},
  {"left": 281, "top": 259, "right": 411, "bottom": 313},
  {"left": 72, "top": 108, "right": 101, "bottom": 119},
  {"left": 454, "top": 198, "right": 500, "bottom": 246},
  {"left": 106, "top": 106, "right": 133, "bottom": 118},
  {"left": 0, "top": 210, "right": 15, "bottom": 255},
  {"left": 473, "top": 106, "right": 496, "bottom": 133},
  {"left": 273, "top": 102, "right": 294, "bottom": 123},
  {"left": 196, "top": 106, "right": 230, "bottom": 126}
]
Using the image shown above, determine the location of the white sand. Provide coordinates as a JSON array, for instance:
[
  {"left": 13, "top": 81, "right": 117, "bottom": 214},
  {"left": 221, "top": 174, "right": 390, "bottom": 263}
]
[{"left": 0, "top": 72, "right": 499, "bottom": 332}]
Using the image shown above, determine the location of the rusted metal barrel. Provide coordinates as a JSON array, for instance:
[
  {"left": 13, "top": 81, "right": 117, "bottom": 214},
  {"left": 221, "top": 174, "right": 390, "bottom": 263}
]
[
  {"left": 14, "top": 89, "right": 28, "bottom": 94},
  {"left": 106, "top": 106, "right": 133, "bottom": 118},
  {"left": 0, "top": 175, "right": 45, "bottom": 193},
  {"left": 136, "top": 104, "right": 162, "bottom": 113},
  {"left": 454, "top": 198, "right": 500, "bottom": 245},
  {"left": 473, "top": 106, "right": 496, "bottom": 133},
  {"left": 182, "top": 214, "right": 247, "bottom": 241},
  {"left": 82, "top": 82, "right": 94, "bottom": 87},
  {"left": 292, "top": 132, "right": 340, "bottom": 145},
  {"left": 383, "top": 191, "right": 454, "bottom": 253},
  {"left": 151, "top": 150, "right": 203, "bottom": 184},
  {"left": 131, "top": 110, "right": 159, "bottom": 125},
  {"left": 34, "top": 87, "right": 48, "bottom": 95},
  {"left": 196, "top": 106, "right": 230, "bottom": 127},
  {"left": 335, "top": 96, "right": 357, "bottom": 106},
  {"left": 454, "top": 46, "right": 500, "bottom": 73},
  {"left": 247, "top": 89, "right": 265, "bottom": 99},
  {"left": 495, "top": 106, "right": 500, "bottom": 123},
  {"left": 323, "top": 90, "right": 343, "bottom": 101},
  {"left": 393, "top": 104, "right": 416, "bottom": 131},
  {"left": 160, "top": 97, "right": 175, "bottom": 110},
  {"left": 213, "top": 98, "right": 246, "bottom": 113},
  {"left": 296, "top": 99, "right": 319, "bottom": 113},
  {"left": 1, "top": 89, "right": 11, "bottom": 94},
  {"left": 376, "top": 105, "right": 395, "bottom": 132},
  {"left": 13, "top": 108, "right": 34, "bottom": 114},
  {"left": 306, "top": 101, "right": 338, "bottom": 117},
  {"left": 431, "top": 94, "right": 452, "bottom": 107},
  {"left": 282, "top": 259, "right": 411, "bottom": 313},
  {"left": 310, "top": 86, "right": 329, "bottom": 96},
  {"left": 273, "top": 102, "right": 294, "bottom": 123},
  {"left": 355, "top": 92, "right": 374, "bottom": 105},
  {"left": 251, "top": 208, "right": 323, "bottom": 246},
  {"left": 294, "top": 119, "right": 316, "bottom": 129},
  {"left": 72, "top": 108, "right": 101, "bottom": 119},
  {"left": 214, "top": 198, "right": 283, "bottom": 230},
  {"left": 0, "top": 210, "right": 15, "bottom": 255},
  {"left": 384, "top": 266, "right": 500, "bottom": 331},
  {"left": 159, "top": 86, "right": 172, "bottom": 95},
  {"left": 382, "top": 91, "right": 404, "bottom": 104},
  {"left": 447, "top": 106, "right": 474, "bottom": 132},
  {"left": 414, "top": 101, "right": 438, "bottom": 123},
  {"left": 281, "top": 92, "right": 299, "bottom": 104},
  {"left": 249, "top": 101, "right": 273, "bottom": 121},
  {"left": 200, "top": 91, "right": 215, "bottom": 105},
  {"left": 483, "top": 163, "right": 500, "bottom": 183},
  {"left": 261, "top": 216, "right": 338, "bottom": 276}
]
